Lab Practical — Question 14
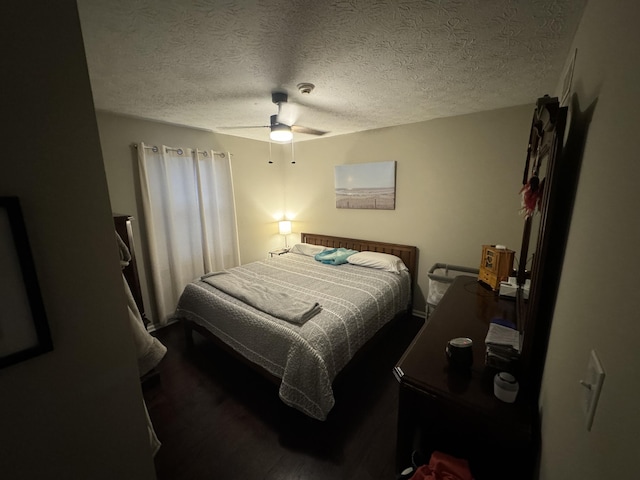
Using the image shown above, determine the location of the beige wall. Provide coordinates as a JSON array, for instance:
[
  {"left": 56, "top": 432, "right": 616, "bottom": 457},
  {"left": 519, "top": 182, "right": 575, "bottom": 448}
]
[
  {"left": 538, "top": 0, "right": 640, "bottom": 478},
  {"left": 264, "top": 108, "right": 532, "bottom": 312},
  {"left": 1, "top": 2, "right": 155, "bottom": 479},
  {"left": 98, "top": 105, "right": 531, "bottom": 317}
]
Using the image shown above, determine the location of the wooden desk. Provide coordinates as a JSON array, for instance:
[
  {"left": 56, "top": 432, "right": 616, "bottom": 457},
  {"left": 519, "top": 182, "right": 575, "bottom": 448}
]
[{"left": 394, "top": 276, "right": 535, "bottom": 479}]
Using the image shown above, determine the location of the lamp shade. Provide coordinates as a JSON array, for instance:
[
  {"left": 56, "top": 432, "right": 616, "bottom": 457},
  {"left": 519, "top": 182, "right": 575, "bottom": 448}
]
[
  {"left": 278, "top": 220, "right": 292, "bottom": 235},
  {"left": 270, "top": 124, "right": 293, "bottom": 142}
]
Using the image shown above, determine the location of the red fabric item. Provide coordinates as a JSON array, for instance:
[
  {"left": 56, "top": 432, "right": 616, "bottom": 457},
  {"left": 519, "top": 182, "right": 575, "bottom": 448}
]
[{"left": 409, "top": 451, "right": 473, "bottom": 480}]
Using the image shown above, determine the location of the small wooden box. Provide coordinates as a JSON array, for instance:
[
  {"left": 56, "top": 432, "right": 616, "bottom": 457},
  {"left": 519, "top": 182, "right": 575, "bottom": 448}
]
[{"left": 478, "top": 245, "right": 515, "bottom": 291}]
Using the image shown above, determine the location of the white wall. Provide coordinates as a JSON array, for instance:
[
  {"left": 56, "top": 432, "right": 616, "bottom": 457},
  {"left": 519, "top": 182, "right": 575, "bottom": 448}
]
[
  {"left": 0, "top": 2, "right": 155, "bottom": 479},
  {"left": 538, "top": 0, "right": 640, "bottom": 478},
  {"left": 99, "top": 105, "right": 532, "bottom": 317}
]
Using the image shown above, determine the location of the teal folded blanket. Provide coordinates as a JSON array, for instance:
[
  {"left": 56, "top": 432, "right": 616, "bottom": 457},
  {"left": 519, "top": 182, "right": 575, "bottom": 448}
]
[{"left": 314, "top": 248, "right": 358, "bottom": 265}]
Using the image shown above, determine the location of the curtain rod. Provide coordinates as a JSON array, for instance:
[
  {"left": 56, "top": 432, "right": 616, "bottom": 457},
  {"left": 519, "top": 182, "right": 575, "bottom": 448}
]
[{"left": 132, "top": 143, "right": 229, "bottom": 158}]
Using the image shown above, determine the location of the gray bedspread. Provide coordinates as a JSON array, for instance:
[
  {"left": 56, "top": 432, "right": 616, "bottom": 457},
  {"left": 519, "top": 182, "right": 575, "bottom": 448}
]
[{"left": 174, "top": 252, "right": 411, "bottom": 420}]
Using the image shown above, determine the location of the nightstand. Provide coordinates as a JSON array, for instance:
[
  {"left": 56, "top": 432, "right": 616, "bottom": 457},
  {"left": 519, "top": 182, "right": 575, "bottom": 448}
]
[{"left": 269, "top": 248, "right": 290, "bottom": 257}]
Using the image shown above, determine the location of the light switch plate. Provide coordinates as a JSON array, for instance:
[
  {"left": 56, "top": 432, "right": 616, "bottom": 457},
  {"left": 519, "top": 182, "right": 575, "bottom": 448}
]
[{"left": 581, "top": 349, "right": 605, "bottom": 431}]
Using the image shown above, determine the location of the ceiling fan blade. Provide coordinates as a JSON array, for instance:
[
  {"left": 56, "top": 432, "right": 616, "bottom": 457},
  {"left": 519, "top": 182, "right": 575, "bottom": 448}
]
[
  {"left": 218, "top": 91, "right": 328, "bottom": 138},
  {"left": 291, "top": 125, "right": 328, "bottom": 136},
  {"left": 217, "top": 125, "right": 269, "bottom": 130}
]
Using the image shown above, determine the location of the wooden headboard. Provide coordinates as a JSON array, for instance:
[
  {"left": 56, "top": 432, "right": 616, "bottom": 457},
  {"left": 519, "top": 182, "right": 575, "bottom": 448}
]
[{"left": 300, "top": 232, "right": 418, "bottom": 282}]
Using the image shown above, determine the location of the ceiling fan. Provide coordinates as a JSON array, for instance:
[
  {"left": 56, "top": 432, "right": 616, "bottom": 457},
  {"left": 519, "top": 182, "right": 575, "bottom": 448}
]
[{"left": 219, "top": 91, "right": 328, "bottom": 142}]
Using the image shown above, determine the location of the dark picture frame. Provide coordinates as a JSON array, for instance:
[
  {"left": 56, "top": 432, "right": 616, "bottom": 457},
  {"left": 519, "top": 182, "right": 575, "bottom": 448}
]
[{"left": 0, "top": 197, "right": 52, "bottom": 369}]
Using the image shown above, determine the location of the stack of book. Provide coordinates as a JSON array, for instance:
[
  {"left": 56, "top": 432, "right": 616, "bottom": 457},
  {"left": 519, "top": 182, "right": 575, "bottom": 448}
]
[{"left": 485, "top": 319, "right": 521, "bottom": 371}]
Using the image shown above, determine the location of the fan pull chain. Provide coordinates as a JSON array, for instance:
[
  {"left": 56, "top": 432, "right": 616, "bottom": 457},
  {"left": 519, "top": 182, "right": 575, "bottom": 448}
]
[
  {"left": 291, "top": 140, "right": 296, "bottom": 164},
  {"left": 268, "top": 141, "right": 273, "bottom": 164}
]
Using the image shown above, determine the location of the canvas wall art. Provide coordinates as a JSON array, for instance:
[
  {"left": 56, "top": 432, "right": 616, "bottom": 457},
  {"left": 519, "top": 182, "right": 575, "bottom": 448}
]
[{"left": 334, "top": 161, "right": 396, "bottom": 210}]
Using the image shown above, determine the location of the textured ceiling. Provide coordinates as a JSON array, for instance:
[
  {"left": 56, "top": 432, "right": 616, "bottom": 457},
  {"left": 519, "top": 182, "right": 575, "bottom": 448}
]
[{"left": 77, "top": 0, "right": 586, "bottom": 142}]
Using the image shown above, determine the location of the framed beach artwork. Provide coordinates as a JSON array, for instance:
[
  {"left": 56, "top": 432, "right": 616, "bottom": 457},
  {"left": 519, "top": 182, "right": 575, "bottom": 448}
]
[
  {"left": 335, "top": 161, "right": 397, "bottom": 210},
  {"left": 0, "top": 197, "right": 52, "bottom": 369}
]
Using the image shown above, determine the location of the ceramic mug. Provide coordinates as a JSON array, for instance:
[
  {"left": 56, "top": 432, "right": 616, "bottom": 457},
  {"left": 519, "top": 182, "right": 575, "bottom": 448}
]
[{"left": 445, "top": 337, "right": 473, "bottom": 369}]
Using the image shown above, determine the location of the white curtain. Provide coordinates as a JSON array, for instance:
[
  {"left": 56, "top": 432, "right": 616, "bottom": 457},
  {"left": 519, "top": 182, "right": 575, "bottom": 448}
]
[{"left": 138, "top": 143, "right": 240, "bottom": 326}]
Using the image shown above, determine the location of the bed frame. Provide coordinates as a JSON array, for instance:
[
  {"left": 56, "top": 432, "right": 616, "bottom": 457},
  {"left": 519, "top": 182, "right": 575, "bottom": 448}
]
[
  {"left": 300, "top": 232, "right": 418, "bottom": 283},
  {"left": 183, "top": 233, "right": 419, "bottom": 408}
]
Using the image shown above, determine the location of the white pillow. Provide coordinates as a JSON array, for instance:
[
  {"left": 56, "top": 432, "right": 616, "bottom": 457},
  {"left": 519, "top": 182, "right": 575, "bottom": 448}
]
[
  {"left": 289, "top": 243, "right": 330, "bottom": 257},
  {"left": 347, "top": 251, "right": 408, "bottom": 274}
]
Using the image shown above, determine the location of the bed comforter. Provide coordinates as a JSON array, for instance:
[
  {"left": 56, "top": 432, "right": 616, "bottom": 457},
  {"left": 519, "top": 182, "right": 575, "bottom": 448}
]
[{"left": 174, "top": 252, "right": 411, "bottom": 420}]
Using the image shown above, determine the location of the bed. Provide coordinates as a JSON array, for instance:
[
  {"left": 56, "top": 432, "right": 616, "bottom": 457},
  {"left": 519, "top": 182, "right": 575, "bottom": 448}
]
[{"left": 175, "top": 233, "right": 418, "bottom": 420}]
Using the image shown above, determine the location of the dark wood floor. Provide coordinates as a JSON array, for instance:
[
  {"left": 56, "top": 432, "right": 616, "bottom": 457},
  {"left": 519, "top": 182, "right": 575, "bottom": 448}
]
[{"left": 143, "top": 314, "right": 424, "bottom": 480}]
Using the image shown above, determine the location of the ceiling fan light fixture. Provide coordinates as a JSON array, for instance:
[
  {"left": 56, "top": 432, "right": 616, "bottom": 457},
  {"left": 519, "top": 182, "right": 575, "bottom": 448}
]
[{"left": 270, "top": 124, "right": 293, "bottom": 142}]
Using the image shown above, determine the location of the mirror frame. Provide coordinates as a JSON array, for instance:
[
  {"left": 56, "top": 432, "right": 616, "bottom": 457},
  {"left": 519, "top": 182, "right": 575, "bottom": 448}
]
[{"left": 516, "top": 96, "right": 568, "bottom": 400}]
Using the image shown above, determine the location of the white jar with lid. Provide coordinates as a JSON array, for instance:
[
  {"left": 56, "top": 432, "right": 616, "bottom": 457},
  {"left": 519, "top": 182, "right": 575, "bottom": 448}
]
[{"left": 494, "top": 372, "right": 519, "bottom": 403}]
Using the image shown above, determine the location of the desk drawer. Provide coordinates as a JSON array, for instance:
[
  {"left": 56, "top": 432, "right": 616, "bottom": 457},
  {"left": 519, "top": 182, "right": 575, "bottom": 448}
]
[
  {"left": 397, "top": 383, "right": 534, "bottom": 480},
  {"left": 478, "top": 267, "right": 499, "bottom": 290}
]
